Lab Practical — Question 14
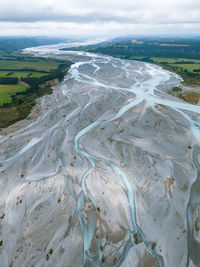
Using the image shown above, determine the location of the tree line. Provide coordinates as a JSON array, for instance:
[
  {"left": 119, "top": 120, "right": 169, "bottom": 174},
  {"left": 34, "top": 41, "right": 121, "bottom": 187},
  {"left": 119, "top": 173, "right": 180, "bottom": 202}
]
[{"left": 0, "top": 77, "right": 18, "bottom": 84}]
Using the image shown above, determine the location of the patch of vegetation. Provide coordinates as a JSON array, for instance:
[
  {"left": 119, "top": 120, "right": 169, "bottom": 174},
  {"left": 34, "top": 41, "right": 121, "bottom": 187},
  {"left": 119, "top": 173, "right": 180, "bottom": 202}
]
[
  {"left": 168, "top": 86, "right": 200, "bottom": 104},
  {"left": 172, "top": 87, "right": 182, "bottom": 92},
  {"left": 0, "top": 107, "right": 20, "bottom": 128},
  {"left": 183, "top": 92, "right": 200, "bottom": 104}
]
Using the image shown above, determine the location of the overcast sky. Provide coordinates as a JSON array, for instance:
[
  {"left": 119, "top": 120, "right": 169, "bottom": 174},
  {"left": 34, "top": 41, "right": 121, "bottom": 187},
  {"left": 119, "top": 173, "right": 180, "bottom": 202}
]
[{"left": 0, "top": 0, "right": 200, "bottom": 37}]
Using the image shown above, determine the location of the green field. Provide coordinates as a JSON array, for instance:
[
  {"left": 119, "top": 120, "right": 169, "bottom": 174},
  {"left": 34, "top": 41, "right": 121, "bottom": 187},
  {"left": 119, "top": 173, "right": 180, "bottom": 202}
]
[
  {"left": 114, "top": 55, "right": 126, "bottom": 59},
  {"left": 0, "top": 83, "right": 29, "bottom": 105},
  {"left": 151, "top": 57, "right": 200, "bottom": 64},
  {"left": 170, "top": 64, "right": 200, "bottom": 72},
  {"left": 130, "top": 56, "right": 145, "bottom": 60},
  {"left": 0, "top": 60, "right": 60, "bottom": 72}
]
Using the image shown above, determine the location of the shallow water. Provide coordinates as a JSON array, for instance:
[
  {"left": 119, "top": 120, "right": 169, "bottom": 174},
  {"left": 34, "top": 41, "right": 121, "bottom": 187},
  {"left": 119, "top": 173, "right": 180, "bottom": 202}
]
[{"left": 0, "top": 42, "right": 200, "bottom": 267}]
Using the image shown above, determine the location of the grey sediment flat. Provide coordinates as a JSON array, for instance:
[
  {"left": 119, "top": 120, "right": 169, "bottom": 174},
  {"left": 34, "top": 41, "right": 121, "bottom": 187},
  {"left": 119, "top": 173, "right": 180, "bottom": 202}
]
[{"left": 0, "top": 42, "right": 200, "bottom": 267}]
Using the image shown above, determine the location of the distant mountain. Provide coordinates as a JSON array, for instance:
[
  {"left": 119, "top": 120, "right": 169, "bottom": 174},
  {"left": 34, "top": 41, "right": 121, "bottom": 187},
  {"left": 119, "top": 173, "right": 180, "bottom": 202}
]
[{"left": 0, "top": 37, "right": 72, "bottom": 54}]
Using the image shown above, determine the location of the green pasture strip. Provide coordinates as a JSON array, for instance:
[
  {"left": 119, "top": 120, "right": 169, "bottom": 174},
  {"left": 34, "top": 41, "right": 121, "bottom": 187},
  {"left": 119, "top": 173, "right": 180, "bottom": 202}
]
[
  {"left": 0, "top": 60, "right": 60, "bottom": 72},
  {"left": 114, "top": 55, "right": 126, "bottom": 59},
  {"left": 0, "top": 71, "right": 48, "bottom": 79},
  {"left": 169, "top": 64, "right": 200, "bottom": 72},
  {"left": 130, "top": 56, "right": 145, "bottom": 60},
  {"left": 0, "top": 72, "right": 10, "bottom": 77},
  {"left": 151, "top": 57, "right": 200, "bottom": 64}
]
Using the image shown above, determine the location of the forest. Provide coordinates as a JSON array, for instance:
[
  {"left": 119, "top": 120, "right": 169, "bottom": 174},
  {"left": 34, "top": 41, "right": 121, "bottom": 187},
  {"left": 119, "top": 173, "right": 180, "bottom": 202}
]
[{"left": 0, "top": 37, "right": 69, "bottom": 54}]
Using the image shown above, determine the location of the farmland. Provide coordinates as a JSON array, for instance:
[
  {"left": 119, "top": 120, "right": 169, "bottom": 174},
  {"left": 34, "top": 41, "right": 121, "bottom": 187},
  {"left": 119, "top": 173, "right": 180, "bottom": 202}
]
[
  {"left": 0, "top": 55, "right": 71, "bottom": 128},
  {"left": 0, "top": 56, "right": 63, "bottom": 107}
]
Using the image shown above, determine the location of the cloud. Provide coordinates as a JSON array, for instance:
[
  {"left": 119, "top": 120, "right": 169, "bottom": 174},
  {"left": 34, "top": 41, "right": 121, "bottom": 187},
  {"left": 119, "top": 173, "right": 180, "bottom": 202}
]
[{"left": 0, "top": 0, "right": 199, "bottom": 36}]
